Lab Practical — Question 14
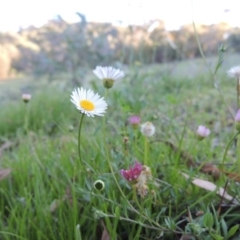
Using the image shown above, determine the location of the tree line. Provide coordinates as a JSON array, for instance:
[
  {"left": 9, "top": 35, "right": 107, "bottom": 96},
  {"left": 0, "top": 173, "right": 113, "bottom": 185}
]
[{"left": 0, "top": 14, "right": 239, "bottom": 79}]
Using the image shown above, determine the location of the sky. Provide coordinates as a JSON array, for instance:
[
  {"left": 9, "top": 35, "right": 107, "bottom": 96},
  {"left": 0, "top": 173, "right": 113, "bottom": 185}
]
[{"left": 0, "top": 0, "right": 239, "bottom": 32}]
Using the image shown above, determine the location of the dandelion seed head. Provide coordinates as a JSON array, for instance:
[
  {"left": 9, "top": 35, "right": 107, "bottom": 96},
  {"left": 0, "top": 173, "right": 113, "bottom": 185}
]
[
  {"left": 140, "top": 122, "right": 155, "bottom": 137},
  {"left": 227, "top": 66, "right": 240, "bottom": 79}
]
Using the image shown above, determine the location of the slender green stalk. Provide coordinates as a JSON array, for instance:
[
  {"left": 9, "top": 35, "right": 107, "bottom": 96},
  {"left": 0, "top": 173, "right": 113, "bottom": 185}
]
[
  {"left": 105, "top": 89, "right": 109, "bottom": 101},
  {"left": 0, "top": 232, "right": 28, "bottom": 240},
  {"left": 78, "top": 114, "right": 85, "bottom": 168},
  {"left": 103, "top": 90, "right": 124, "bottom": 194},
  {"left": 101, "top": 91, "right": 140, "bottom": 216},
  {"left": 102, "top": 90, "right": 127, "bottom": 199},
  {"left": 133, "top": 128, "right": 138, "bottom": 153},
  {"left": 71, "top": 169, "right": 80, "bottom": 240},
  {"left": 144, "top": 137, "right": 149, "bottom": 165},
  {"left": 174, "top": 117, "right": 189, "bottom": 168},
  {"left": 221, "top": 132, "right": 240, "bottom": 171},
  {"left": 24, "top": 103, "right": 45, "bottom": 169},
  {"left": 188, "top": 140, "right": 199, "bottom": 154},
  {"left": 237, "top": 78, "right": 240, "bottom": 173},
  {"left": 237, "top": 135, "right": 240, "bottom": 173},
  {"left": 102, "top": 89, "right": 109, "bottom": 163},
  {"left": 24, "top": 104, "right": 29, "bottom": 134},
  {"left": 191, "top": 1, "right": 233, "bottom": 120},
  {"left": 237, "top": 79, "right": 240, "bottom": 109},
  {"left": 191, "top": 138, "right": 200, "bottom": 148}
]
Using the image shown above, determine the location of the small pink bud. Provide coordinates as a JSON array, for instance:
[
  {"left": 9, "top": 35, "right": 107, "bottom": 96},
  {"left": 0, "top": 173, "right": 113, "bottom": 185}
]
[
  {"left": 128, "top": 115, "right": 141, "bottom": 128},
  {"left": 22, "top": 93, "right": 32, "bottom": 103},
  {"left": 235, "top": 109, "right": 240, "bottom": 122},
  {"left": 196, "top": 125, "right": 210, "bottom": 140},
  {"left": 235, "top": 109, "right": 240, "bottom": 131}
]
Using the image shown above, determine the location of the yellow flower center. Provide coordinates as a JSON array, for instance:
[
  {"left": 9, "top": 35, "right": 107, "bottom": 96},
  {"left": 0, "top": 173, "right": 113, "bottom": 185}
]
[{"left": 80, "top": 100, "right": 95, "bottom": 111}]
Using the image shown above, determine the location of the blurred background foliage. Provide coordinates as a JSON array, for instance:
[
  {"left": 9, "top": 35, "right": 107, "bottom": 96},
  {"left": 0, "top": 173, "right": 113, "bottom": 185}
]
[{"left": 0, "top": 13, "right": 240, "bottom": 81}]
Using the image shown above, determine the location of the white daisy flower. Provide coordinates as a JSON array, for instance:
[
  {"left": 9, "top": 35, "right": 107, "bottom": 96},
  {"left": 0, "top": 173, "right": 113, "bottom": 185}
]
[
  {"left": 70, "top": 87, "right": 107, "bottom": 117},
  {"left": 93, "top": 66, "right": 125, "bottom": 89},
  {"left": 227, "top": 66, "right": 240, "bottom": 79}
]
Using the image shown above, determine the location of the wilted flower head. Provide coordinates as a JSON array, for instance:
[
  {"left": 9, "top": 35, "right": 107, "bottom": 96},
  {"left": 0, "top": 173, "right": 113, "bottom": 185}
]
[
  {"left": 120, "top": 162, "right": 143, "bottom": 182},
  {"left": 123, "top": 136, "right": 129, "bottom": 143},
  {"left": 235, "top": 109, "right": 240, "bottom": 131},
  {"left": 140, "top": 122, "right": 155, "bottom": 137},
  {"left": 22, "top": 93, "right": 31, "bottom": 103},
  {"left": 135, "top": 166, "right": 152, "bottom": 198},
  {"left": 93, "top": 66, "right": 125, "bottom": 89},
  {"left": 93, "top": 180, "right": 105, "bottom": 191},
  {"left": 70, "top": 87, "right": 107, "bottom": 117},
  {"left": 227, "top": 66, "right": 240, "bottom": 79},
  {"left": 196, "top": 125, "right": 211, "bottom": 140},
  {"left": 128, "top": 115, "right": 141, "bottom": 128}
]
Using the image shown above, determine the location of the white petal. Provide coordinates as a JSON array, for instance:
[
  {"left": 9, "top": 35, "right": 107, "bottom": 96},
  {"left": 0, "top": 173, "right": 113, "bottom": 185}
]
[
  {"left": 70, "top": 87, "right": 107, "bottom": 117},
  {"left": 93, "top": 66, "right": 125, "bottom": 81}
]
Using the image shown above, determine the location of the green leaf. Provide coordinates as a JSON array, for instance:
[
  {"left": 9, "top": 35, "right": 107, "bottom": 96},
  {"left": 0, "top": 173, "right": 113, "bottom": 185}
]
[
  {"left": 75, "top": 224, "right": 82, "bottom": 240},
  {"left": 221, "top": 218, "right": 228, "bottom": 238},
  {"left": 115, "top": 206, "right": 120, "bottom": 219},
  {"left": 203, "top": 211, "right": 214, "bottom": 229},
  {"left": 214, "top": 43, "right": 228, "bottom": 74},
  {"left": 227, "top": 225, "right": 239, "bottom": 239},
  {"left": 210, "top": 233, "right": 224, "bottom": 240}
]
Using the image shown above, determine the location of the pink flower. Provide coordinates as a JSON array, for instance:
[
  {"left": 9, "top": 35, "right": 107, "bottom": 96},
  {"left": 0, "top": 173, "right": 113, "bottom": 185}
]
[
  {"left": 235, "top": 109, "right": 240, "bottom": 131},
  {"left": 128, "top": 116, "right": 141, "bottom": 127},
  {"left": 22, "top": 93, "right": 32, "bottom": 103},
  {"left": 120, "top": 162, "right": 143, "bottom": 182},
  {"left": 196, "top": 125, "right": 211, "bottom": 140},
  {"left": 235, "top": 109, "right": 240, "bottom": 122}
]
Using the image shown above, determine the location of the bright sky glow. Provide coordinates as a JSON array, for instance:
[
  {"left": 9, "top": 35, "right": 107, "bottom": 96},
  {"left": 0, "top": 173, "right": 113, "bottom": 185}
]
[{"left": 0, "top": 0, "right": 239, "bottom": 32}]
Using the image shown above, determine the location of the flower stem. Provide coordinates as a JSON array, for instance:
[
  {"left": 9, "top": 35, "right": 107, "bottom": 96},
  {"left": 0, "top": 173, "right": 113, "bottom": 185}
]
[
  {"left": 237, "top": 79, "right": 239, "bottom": 109},
  {"left": 78, "top": 114, "right": 85, "bottom": 169},
  {"left": 144, "top": 137, "right": 149, "bottom": 165},
  {"left": 188, "top": 139, "right": 200, "bottom": 157},
  {"left": 236, "top": 78, "right": 240, "bottom": 173},
  {"left": 221, "top": 132, "right": 240, "bottom": 171},
  {"left": 237, "top": 135, "right": 240, "bottom": 173},
  {"left": 24, "top": 104, "right": 29, "bottom": 134}
]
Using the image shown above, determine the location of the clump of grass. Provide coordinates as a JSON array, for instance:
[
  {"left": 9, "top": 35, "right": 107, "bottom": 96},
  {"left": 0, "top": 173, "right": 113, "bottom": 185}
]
[
  {"left": 1, "top": 57, "right": 240, "bottom": 240},
  {"left": 0, "top": 88, "right": 79, "bottom": 137}
]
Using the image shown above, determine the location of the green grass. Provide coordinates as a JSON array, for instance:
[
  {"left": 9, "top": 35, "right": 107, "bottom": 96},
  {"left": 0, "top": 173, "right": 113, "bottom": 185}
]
[{"left": 1, "top": 55, "right": 240, "bottom": 240}]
